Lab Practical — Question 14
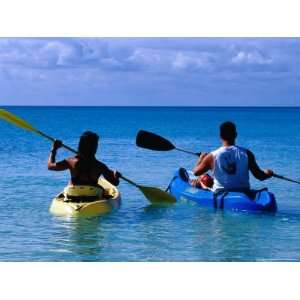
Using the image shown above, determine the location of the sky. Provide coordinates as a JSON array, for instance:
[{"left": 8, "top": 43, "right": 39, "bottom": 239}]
[{"left": 0, "top": 37, "right": 300, "bottom": 106}]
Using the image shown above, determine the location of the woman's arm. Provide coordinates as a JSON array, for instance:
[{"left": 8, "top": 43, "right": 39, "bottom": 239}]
[
  {"left": 99, "top": 162, "right": 121, "bottom": 186},
  {"left": 47, "top": 140, "right": 69, "bottom": 171}
]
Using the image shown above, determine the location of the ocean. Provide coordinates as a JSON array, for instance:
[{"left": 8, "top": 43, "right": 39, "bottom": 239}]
[{"left": 0, "top": 106, "right": 300, "bottom": 261}]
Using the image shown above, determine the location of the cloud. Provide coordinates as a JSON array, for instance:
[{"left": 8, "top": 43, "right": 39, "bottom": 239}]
[
  {"left": 172, "top": 51, "right": 213, "bottom": 71},
  {"left": 231, "top": 50, "right": 272, "bottom": 65},
  {"left": 0, "top": 38, "right": 300, "bottom": 105},
  {"left": 0, "top": 38, "right": 107, "bottom": 69},
  {"left": 40, "top": 41, "right": 80, "bottom": 67},
  {"left": 0, "top": 38, "right": 291, "bottom": 76}
]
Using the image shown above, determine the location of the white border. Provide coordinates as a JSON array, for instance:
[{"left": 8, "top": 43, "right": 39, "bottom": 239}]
[
  {"left": 0, "top": 1, "right": 299, "bottom": 299},
  {"left": 0, "top": 0, "right": 299, "bottom": 37},
  {"left": 0, "top": 262, "right": 298, "bottom": 300}
]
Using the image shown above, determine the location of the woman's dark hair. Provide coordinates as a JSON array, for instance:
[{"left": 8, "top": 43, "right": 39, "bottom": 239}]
[
  {"left": 220, "top": 121, "right": 237, "bottom": 142},
  {"left": 76, "top": 131, "right": 99, "bottom": 173},
  {"left": 78, "top": 131, "right": 99, "bottom": 158}
]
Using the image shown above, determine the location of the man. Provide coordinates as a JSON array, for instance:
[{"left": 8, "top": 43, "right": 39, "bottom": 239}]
[{"left": 193, "top": 121, "right": 273, "bottom": 192}]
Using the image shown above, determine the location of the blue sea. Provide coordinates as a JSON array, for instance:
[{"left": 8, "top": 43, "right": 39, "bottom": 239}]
[{"left": 0, "top": 106, "right": 300, "bottom": 261}]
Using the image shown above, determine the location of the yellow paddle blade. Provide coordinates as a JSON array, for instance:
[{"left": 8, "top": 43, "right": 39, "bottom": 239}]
[
  {"left": 0, "top": 109, "right": 38, "bottom": 133},
  {"left": 139, "top": 186, "right": 176, "bottom": 204}
]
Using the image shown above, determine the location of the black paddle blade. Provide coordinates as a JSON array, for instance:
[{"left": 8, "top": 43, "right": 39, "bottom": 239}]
[{"left": 136, "top": 130, "right": 175, "bottom": 151}]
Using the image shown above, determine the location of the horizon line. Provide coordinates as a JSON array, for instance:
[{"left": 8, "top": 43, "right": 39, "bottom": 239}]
[{"left": 1, "top": 105, "right": 300, "bottom": 108}]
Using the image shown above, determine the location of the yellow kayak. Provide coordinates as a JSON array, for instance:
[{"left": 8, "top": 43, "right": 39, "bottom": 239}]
[{"left": 49, "top": 177, "right": 121, "bottom": 217}]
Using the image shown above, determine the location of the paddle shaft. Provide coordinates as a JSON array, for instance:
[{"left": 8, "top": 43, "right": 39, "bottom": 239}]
[
  {"left": 37, "top": 130, "right": 77, "bottom": 154},
  {"left": 137, "top": 130, "right": 300, "bottom": 187},
  {"left": 40, "top": 130, "right": 143, "bottom": 189},
  {"left": 120, "top": 175, "right": 139, "bottom": 187},
  {"left": 273, "top": 173, "right": 300, "bottom": 185},
  {"left": 0, "top": 109, "right": 176, "bottom": 203},
  {"left": 39, "top": 131, "right": 131, "bottom": 186},
  {"left": 174, "top": 154, "right": 300, "bottom": 185},
  {"left": 175, "top": 147, "right": 201, "bottom": 157},
  {"left": 136, "top": 130, "right": 201, "bottom": 156},
  {"left": 24, "top": 130, "right": 134, "bottom": 187}
]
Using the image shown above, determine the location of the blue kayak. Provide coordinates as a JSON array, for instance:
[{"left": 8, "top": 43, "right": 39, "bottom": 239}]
[{"left": 168, "top": 169, "right": 277, "bottom": 213}]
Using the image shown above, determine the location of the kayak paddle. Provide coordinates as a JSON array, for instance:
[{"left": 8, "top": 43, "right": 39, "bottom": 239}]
[
  {"left": 136, "top": 130, "right": 201, "bottom": 157},
  {"left": 136, "top": 129, "right": 300, "bottom": 187},
  {"left": 120, "top": 176, "right": 176, "bottom": 203},
  {"left": 0, "top": 109, "right": 175, "bottom": 204},
  {"left": 0, "top": 108, "right": 77, "bottom": 154},
  {"left": 273, "top": 173, "right": 300, "bottom": 185}
]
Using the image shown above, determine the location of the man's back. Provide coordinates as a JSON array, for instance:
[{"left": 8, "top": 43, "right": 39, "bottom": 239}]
[{"left": 212, "top": 145, "right": 250, "bottom": 191}]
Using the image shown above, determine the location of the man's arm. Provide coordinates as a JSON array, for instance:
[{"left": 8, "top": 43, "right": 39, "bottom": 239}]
[
  {"left": 247, "top": 150, "right": 273, "bottom": 180},
  {"left": 193, "top": 153, "right": 213, "bottom": 176}
]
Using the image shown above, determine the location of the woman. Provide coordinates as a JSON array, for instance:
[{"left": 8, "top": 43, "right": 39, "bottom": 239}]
[{"left": 48, "top": 131, "right": 121, "bottom": 188}]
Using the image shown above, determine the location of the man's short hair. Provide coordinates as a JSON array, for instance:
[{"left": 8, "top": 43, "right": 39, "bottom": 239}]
[{"left": 220, "top": 121, "right": 237, "bottom": 141}]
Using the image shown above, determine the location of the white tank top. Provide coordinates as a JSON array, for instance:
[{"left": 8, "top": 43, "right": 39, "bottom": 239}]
[{"left": 211, "top": 145, "right": 250, "bottom": 192}]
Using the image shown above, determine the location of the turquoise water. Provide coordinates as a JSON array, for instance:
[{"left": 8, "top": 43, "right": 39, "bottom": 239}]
[{"left": 1, "top": 106, "right": 300, "bottom": 261}]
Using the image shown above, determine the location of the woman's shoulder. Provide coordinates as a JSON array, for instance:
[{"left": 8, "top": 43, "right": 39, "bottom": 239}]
[
  {"left": 95, "top": 159, "right": 108, "bottom": 169},
  {"left": 65, "top": 156, "right": 79, "bottom": 166}
]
